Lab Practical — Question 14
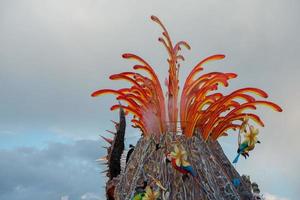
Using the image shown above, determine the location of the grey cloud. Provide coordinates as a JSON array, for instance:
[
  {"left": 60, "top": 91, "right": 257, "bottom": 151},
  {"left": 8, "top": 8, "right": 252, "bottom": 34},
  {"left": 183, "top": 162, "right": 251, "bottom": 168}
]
[
  {"left": 0, "top": 140, "right": 105, "bottom": 200},
  {"left": 0, "top": 0, "right": 299, "bottom": 138},
  {"left": 0, "top": 0, "right": 299, "bottom": 199}
]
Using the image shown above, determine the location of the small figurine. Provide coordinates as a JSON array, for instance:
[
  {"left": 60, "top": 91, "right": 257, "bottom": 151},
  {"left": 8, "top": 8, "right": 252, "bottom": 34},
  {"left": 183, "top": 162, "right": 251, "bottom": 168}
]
[
  {"left": 233, "top": 124, "right": 260, "bottom": 163},
  {"left": 166, "top": 145, "right": 197, "bottom": 179}
]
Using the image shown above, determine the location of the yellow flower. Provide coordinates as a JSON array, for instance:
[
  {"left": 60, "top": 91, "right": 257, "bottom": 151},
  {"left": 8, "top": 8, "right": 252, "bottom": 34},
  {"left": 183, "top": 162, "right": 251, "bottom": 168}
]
[
  {"left": 181, "top": 160, "right": 191, "bottom": 167},
  {"left": 244, "top": 125, "right": 259, "bottom": 146},
  {"left": 240, "top": 116, "right": 249, "bottom": 133},
  {"left": 170, "top": 145, "right": 187, "bottom": 166},
  {"left": 143, "top": 186, "right": 160, "bottom": 200}
]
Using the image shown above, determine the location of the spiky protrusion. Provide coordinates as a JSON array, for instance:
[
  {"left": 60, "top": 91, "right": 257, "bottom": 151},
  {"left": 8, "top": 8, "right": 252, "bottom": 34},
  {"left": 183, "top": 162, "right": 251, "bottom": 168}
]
[
  {"left": 98, "top": 107, "right": 126, "bottom": 179},
  {"left": 97, "top": 107, "right": 126, "bottom": 200}
]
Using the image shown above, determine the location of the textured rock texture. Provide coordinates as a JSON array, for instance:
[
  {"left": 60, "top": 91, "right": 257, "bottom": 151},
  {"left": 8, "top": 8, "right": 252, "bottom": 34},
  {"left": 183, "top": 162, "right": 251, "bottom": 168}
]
[{"left": 111, "top": 133, "right": 253, "bottom": 200}]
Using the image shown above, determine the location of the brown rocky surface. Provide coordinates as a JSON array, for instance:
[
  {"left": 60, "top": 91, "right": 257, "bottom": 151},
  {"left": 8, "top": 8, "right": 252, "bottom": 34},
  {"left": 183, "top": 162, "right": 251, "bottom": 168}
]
[{"left": 111, "top": 133, "right": 253, "bottom": 200}]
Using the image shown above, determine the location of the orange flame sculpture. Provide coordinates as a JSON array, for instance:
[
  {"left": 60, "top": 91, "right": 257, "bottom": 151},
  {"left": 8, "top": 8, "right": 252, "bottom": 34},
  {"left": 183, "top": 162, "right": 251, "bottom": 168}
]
[{"left": 92, "top": 16, "right": 282, "bottom": 140}]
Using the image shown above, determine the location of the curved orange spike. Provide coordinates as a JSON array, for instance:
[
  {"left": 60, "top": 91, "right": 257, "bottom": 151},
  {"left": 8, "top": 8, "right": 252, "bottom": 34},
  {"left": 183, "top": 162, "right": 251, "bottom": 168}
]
[
  {"left": 122, "top": 93, "right": 146, "bottom": 106},
  {"left": 116, "top": 95, "right": 140, "bottom": 108},
  {"left": 203, "top": 105, "right": 257, "bottom": 139},
  {"left": 130, "top": 86, "right": 149, "bottom": 99},
  {"left": 181, "top": 74, "right": 232, "bottom": 126},
  {"left": 117, "top": 88, "right": 131, "bottom": 94},
  {"left": 184, "top": 54, "right": 225, "bottom": 86},
  {"left": 158, "top": 37, "right": 172, "bottom": 58},
  {"left": 225, "top": 73, "right": 238, "bottom": 79},
  {"left": 184, "top": 72, "right": 233, "bottom": 96},
  {"left": 203, "top": 100, "right": 281, "bottom": 140},
  {"left": 91, "top": 89, "right": 123, "bottom": 97},
  {"left": 196, "top": 94, "right": 258, "bottom": 139},
  {"left": 133, "top": 65, "right": 159, "bottom": 82},
  {"left": 230, "top": 93, "right": 256, "bottom": 102},
  {"left": 92, "top": 16, "right": 282, "bottom": 140},
  {"left": 200, "top": 87, "right": 269, "bottom": 117},
  {"left": 174, "top": 41, "right": 191, "bottom": 54},
  {"left": 110, "top": 74, "right": 143, "bottom": 89},
  {"left": 229, "top": 87, "right": 269, "bottom": 98},
  {"left": 244, "top": 101, "right": 283, "bottom": 112},
  {"left": 211, "top": 113, "right": 264, "bottom": 140},
  {"left": 225, "top": 104, "right": 257, "bottom": 117},
  {"left": 150, "top": 15, "right": 173, "bottom": 49},
  {"left": 122, "top": 53, "right": 151, "bottom": 66},
  {"left": 211, "top": 124, "right": 240, "bottom": 140},
  {"left": 110, "top": 104, "right": 142, "bottom": 118},
  {"left": 131, "top": 118, "right": 147, "bottom": 131},
  {"left": 109, "top": 74, "right": 149, "bottom": 98}
]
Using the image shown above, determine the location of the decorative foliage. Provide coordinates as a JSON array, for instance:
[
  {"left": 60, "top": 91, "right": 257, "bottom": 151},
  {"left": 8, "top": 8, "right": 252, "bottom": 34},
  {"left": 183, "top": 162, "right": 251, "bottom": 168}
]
[
  {"left": 143, "top": 186, "right": 160, "bottom": 200},
  {"left": 232, "top": 116, "right": 262, "bottom": 163},
  {"left": 244, "top": 125, "right": 259, "bottom": 146},
  {"left": 91, "top": 56, "right": 166, "bottom": 136},
  {"left": 180, "top": 70, "right": 282, "bottom": 139},
  {"left": 92, "top": 15, "right": 282, "bottom": 141},
  {"left": 170, "top": 145, "right": 188, "bottom": 167},
  {"left": 167, "top": 144, "right": 197, "bottom": 177}
]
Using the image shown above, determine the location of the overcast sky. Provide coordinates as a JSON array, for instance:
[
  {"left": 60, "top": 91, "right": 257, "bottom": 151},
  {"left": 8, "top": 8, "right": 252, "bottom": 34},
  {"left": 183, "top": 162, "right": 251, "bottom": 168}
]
[{"left": 0, "top": 0, "right": 299, "bottom": 199}]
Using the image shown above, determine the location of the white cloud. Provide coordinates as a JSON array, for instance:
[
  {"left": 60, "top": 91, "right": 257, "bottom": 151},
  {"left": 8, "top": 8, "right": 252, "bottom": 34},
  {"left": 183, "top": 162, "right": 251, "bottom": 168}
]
[
  {"left": 81, "top": 192, "right": 101, "bottom": 200},
  {"left": 61, "top": 195, "right": 69, "bottom": 200},
  {"left": 264, "top": 193, "right": 289, "bottom": 200}
]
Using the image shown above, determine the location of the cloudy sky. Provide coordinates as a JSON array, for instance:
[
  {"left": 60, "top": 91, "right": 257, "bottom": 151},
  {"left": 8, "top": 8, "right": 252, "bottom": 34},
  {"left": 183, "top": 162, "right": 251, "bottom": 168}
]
[{"left": 0, "top": 0, "right": 299, "bottom": 199}]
